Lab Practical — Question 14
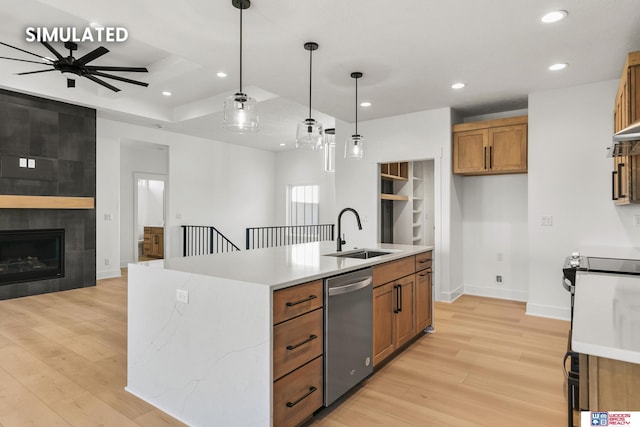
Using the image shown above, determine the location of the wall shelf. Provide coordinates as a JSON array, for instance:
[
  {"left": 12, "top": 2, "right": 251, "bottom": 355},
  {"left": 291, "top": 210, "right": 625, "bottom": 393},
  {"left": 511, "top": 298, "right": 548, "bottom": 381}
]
[
  {"left": 381, "top": 173, "right": 409, "bottom": 182},
  {"left": 380, "top": 194, "right": 409, "bottom": 201},
  {"left": 0, "top": 195, "right": 95, "bottom": 209}
]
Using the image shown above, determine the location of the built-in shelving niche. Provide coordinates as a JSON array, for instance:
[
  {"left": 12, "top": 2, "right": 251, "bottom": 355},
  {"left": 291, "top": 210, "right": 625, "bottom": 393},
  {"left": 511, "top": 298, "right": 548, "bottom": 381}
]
[{"left": 379, "top": 160, "right": 434, "bottom": 246}]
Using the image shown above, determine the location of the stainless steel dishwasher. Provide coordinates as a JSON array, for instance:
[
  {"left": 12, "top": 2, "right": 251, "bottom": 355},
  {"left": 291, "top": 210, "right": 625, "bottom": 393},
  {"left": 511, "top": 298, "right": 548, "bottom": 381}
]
[{"left": 324, "top": 267, "right": 373, "bottom": 406}]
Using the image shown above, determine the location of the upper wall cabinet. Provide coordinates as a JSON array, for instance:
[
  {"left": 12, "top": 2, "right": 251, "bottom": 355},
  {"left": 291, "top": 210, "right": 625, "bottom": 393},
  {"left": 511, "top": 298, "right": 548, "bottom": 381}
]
[
  {"left": 452, "top": 116, "right": 528, "bottom": 175},
  {"left": 614, "top": 51, "right": 640, "bottom": 133},
  {"left": 612, "top": 51, "right": 640, "bottom": 205}
]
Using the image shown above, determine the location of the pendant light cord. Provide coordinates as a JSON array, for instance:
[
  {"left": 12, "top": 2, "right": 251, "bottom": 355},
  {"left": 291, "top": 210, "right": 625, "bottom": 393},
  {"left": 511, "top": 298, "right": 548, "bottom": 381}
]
[
  {"left": 239, "top": 2, "right": 243, "bottom": 94},
  {"left": 355, "top": 76, "right": 358, "bottom": 135},
  {"left": 308, "top": 47, "right": 313, "bottom": 120}
]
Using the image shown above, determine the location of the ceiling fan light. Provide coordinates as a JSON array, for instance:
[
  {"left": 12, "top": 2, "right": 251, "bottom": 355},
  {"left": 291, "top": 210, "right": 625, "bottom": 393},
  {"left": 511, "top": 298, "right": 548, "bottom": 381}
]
[
  {"left": 296, "top": 118, "right": 323, "bottom": 149},
  {"left": 223, "top": 92, "right": 259, "bottom": 133},
  {"left": 345, "top": 134, "right": 365, "bottom": 159}
]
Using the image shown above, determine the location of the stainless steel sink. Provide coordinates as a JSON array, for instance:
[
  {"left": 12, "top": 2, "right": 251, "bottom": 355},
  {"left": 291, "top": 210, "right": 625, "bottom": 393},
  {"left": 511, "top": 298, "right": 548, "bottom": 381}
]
[{"left": 325, "top": 249, "right": 392, "bottom": 259}]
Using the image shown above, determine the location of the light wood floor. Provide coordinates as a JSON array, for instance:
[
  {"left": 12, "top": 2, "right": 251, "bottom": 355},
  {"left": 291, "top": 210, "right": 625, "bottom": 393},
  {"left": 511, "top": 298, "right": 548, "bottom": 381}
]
[{"left": 0, "top": 274, "right": 570, "bottom": 427}]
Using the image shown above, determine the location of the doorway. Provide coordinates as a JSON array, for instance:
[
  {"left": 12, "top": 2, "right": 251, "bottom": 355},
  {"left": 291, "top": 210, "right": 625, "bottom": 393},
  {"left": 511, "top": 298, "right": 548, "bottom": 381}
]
[{"left": 134, "top": 174, "right": 167, "bottom": 262}]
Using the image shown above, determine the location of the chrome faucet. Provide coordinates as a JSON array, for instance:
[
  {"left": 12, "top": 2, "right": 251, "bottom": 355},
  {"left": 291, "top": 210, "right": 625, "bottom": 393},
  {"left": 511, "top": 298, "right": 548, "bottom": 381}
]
[{"left": 336, "top": 207, "right": 363, "bottom": 252}]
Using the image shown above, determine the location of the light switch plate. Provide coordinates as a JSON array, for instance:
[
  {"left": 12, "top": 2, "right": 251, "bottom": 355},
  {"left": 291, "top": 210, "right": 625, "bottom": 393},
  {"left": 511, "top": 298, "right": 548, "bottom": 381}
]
[
  {"left": 27, "top": 159, "right": 36, "bottom": 168},
  {"left": 19, "top": 158, "right": 27, "bottom": 168},
  {"left": 540, "top": 215, "right": 553, "bottom": 226}
]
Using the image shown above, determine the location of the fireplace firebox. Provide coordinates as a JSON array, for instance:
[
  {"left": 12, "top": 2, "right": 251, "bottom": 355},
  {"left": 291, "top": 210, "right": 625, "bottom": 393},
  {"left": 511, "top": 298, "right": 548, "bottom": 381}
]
[{"left": 0, "top": 229, "right": 65, "bottom": 286}]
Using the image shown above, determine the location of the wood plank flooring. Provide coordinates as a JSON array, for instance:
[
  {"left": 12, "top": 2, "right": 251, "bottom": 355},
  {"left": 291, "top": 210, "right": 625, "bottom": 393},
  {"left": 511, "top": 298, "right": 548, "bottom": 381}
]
[
  {"left": 0, "top": 274, "right": 570, "bottom": 426},
  {"left": 310, "top": 295, "right": 570, "bottom": 427}
]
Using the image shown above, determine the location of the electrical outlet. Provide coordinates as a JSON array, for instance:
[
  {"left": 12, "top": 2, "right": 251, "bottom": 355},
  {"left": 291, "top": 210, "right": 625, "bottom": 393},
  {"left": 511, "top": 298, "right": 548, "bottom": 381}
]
[
  {"left": 496, "top": 275, "right": 503, "bottom": 283},
  {"left": 176, "top": 289, "right": 189, "bottom": 304},
  {"left": 497, "top": 253, "right": 503, "bottom": 261},
  {"left": 634, "top": 215, "right": 640, "bottom": 227},
  {"left": 176, "top": 213, "right": 183, "bottom": 220},
  {"left": 104, "top": 213, "right": 113, "bottom": 221},
  {"left": 104, "top": 258, "right": 111, "bottom": 266}
]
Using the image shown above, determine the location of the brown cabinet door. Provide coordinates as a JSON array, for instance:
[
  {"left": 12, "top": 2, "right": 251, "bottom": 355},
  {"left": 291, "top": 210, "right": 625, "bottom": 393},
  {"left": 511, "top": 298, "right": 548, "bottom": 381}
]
[
  {"left": 488, "top": 124, "right": 527, "bottom": 173},
  {"left": 373, "top": 282, "right": 395, "bottom": 366},
  {"left": 415, "top": 270, "right": 432, "bottom": 332},
  {"left": 452, "top": 129, "right": 488, "bottom": 174},
  {"left": 395, "top": 275, "right": 416, "bottom": 348},
  {"left": 614, "top": 156, "right": 631, "bottom": 205}
]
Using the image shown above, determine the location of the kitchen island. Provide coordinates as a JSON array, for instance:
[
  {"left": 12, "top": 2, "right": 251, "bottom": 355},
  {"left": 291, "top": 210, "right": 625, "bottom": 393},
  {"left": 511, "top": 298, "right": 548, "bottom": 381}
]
[
  {"left": 126, "top": 241, "right": 432, "bottom": 427},
  {"left": 572, "top": 273, "right": 640, "bottom": 418}
]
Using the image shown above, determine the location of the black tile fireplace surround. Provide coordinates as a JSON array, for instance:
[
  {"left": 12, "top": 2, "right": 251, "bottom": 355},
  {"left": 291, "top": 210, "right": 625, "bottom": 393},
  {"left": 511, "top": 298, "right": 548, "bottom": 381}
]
[
  {"left": 0, "top": 88, "right": 96, "bottom": 300},
  {"left": 0, "top": 228, "right": 64, "bottom": 286}
]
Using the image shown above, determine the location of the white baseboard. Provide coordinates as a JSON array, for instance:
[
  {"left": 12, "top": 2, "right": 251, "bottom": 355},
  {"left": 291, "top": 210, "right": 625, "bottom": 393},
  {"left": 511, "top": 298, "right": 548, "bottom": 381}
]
[
  {"left": 124, "top": 387, "right": 191, "bottom": 427},
  {"left": 437, "top": 285, "right": 463, "bottom": 303},
  {"left": 525, "top": 303, "right": 570, "bottom": 321},
  {"left": 464, "top": 285, "right": 528, "bottom": 302},
  {"left": 96, "top": 269, "right": 122, "bottom": 280}
]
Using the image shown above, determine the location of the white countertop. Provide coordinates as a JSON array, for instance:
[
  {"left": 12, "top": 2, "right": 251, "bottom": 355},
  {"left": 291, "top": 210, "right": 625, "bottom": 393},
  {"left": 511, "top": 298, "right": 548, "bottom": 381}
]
[
  {"left": 572, "top": 272, "right": 640, "bottom": 364},
  {"left": 140, "top": 241, "right": 433, "bottom": 290}
]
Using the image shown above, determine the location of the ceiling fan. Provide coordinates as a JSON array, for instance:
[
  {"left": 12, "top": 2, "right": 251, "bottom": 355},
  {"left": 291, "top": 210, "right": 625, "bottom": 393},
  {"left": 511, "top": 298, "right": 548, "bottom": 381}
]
[{"left": 0, "top": 40, "right": 149, "bottom": 92}]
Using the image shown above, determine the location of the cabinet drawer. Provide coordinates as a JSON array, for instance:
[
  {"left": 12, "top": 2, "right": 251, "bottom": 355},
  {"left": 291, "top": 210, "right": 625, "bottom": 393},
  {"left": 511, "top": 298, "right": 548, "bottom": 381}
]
[
  {"left": 273, "top": 309, "right": 323, "bottom": 380},
  {"left": 273, "top": 280, "right": 323, "bottom": 324},
  {"left": 373, "top": 256, "right": 414, "bottom": 287},
  {"left": 273, "top": 356, "right": 323, "bottom": 427},
  {"left": 415, "top": 251, "right": 432, "bottom": 271}
]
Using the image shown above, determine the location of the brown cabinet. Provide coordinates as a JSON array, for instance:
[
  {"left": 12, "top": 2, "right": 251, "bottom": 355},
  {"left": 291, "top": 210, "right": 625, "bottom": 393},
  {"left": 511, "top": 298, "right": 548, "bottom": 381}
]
[
  {"left": 452, "top": 116, "right": 528, "bottom": 175},
  {"left": 372, "top": 251, "right": 432, "bottom": 367},
  {"left": 415, "top": 251, "right": 433, "bottom": 332},
  {"left": 582, "top": 355, "right": 640, "bottom": 412},
  {"left": 143, "top": 226, "right": 164, "bottom": 259},
  {"left": 272, "top": 280, "right": 324, "bottom": 427},
  {"left": 612, "top": 51, "right": 640, "bottom": 205}
]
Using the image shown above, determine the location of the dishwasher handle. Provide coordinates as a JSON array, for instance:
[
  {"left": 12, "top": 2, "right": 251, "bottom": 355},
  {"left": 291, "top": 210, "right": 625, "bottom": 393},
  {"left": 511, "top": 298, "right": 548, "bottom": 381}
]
[{"left": 328, "top": 277, "right": 372, "bottom": 296}]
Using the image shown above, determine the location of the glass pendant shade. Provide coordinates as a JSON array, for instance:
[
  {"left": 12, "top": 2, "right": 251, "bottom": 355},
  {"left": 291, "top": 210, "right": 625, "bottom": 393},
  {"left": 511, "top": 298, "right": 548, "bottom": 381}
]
[
  {"left": 223, "top": 92, "right": 259, "bottom": 133},
  {"left": 296, "top": 118, "right": 323, "bottom": 149},
  {"left": 345, "top": 134, "right": 365, "bottom": 159},
  {"left": 323, "top": 128, "right": 336, "bottom": 172}
]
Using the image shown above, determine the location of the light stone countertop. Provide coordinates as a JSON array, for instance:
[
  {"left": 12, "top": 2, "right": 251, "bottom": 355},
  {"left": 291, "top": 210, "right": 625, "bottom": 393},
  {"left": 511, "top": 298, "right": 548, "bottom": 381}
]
[
  {"left": 140, "top": 241, "right": 433, "bottom": 290},
  {"left": 572, "top": 272, "right": 640, "bottom": 364}
]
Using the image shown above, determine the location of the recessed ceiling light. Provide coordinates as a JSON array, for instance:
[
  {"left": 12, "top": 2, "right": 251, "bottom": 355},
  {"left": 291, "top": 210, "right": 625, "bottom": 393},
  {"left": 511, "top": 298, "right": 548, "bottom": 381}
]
[
  {"left": 549, "top": 63, "right": 568, "bottom": 71},
  {"left": 279, "top": 143, "right": 286, "bottom": 146},
  {"left": 162, "top": 91, "right": 172, "bottom": 96},
  {"left": 89, "top": 22, "right": 102, "bottom": 28},
  {"left": 451, "top": 82, "right": 466, "bottom": 89},
  {"left": 541, "top": 10, "right": 568, "bottom": 23},
  {"left": 360, "top": 101, "right": 372, "bottom": 107},
  {"left": 217, "top": 72, "right": 227, "bottom": 78}
]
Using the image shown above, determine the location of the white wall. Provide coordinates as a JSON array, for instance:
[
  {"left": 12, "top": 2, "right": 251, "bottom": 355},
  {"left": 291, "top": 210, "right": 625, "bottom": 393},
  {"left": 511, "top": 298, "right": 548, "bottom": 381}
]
[
  {"left": 527, "top": 79, "right": 640, "bottom": 319},
  {"left": 97, "top": 118, "right": 277, "bottom": 278},
  {"left": 274, "top": 147, "right": 335, "bottom": 225},
  {"left": 462, "top": 174, "right": 528, "bottom": 301},
  {"left": 120, "top": 143, "right": 169, "bottom": 266},
  {"left": 334, "top": 108, "right": 464, "bottom": 302}
]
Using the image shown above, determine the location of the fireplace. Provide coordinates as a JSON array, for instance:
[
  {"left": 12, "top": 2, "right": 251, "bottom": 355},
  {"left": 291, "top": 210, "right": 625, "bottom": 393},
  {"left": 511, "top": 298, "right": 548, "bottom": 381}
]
[{"left": 0, "top": 229, "right": 65, "bottom": 286}]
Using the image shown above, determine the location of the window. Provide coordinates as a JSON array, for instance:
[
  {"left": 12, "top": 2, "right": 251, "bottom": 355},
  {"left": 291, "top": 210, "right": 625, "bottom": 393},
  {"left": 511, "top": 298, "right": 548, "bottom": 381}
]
[{"left": 288, "top": 185, "right": 319, "bottom": 226}]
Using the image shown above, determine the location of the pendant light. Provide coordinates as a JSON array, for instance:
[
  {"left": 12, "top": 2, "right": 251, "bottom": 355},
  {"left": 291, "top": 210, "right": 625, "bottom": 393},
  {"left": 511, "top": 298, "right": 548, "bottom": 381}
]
[
  {"left": 323, "top": 128, "right": 336, "bottom": 172},
  {"left": 223, "top": 0, "right": 259, "bottom": 133},
  {"left": 345, "top": 72, "right": 365, "bottom": 159},
  {"left": 296, "top": 42, "right": 323, "bottom": 149}
]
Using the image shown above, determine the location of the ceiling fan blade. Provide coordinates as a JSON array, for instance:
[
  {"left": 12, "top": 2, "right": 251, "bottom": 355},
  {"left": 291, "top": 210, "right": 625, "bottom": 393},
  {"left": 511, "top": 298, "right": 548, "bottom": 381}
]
[
  {"left": 0, "top": 41, "right": 48, "bottom": 60},
  {"left": 76, "top": 46, "right": 109, "bottom": 65},
  {"left": 0, "top": 56, "right": 51, "bottom": 65},
  {"left": 88, "top": 71, "right": 149, "bottom": 87},
  {"left": 16, "top": 69, "right": 56, "bottom": 75},
  {"left": 85, "top": 65, "right": 148, "bottom": 72},
  {"left": 84, "top": 74, "right": 121, "bottom": 92},
  {"left": 40, "top": 41, "right": 65, "bottom": 61}
]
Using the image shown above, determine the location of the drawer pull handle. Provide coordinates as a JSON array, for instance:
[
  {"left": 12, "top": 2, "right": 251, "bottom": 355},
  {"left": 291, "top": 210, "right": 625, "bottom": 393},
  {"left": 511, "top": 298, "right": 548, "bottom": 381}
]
[
  {"left": 286, "top": 334, "right": 318, "bottom": 351},
  {"left": 419, "top": 273, "right": 428, "bottom": 277},
  {"left": 418, "top": 259, "right": 430, "bottom": 264},
  {"left": 286, "top": 386, "right": 318, "bottom": 408},
  {"left": 285, "top": 295, "right": 317, "bottom": 307}
]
